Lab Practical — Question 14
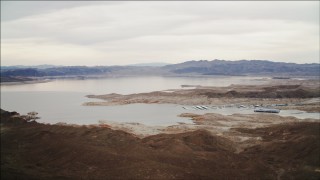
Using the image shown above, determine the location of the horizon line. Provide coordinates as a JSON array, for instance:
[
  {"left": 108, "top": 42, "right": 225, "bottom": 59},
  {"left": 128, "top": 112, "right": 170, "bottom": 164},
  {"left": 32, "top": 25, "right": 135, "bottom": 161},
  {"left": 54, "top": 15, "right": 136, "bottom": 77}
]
[{"left": 1, "top": 59, "right": 319, "bottom": 67}]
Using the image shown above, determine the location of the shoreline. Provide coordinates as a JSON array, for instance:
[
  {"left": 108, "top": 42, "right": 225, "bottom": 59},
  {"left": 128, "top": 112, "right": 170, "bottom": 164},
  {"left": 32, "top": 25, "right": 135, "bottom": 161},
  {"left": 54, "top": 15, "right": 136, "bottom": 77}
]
[
  {"left": 1, "top": 108, "right": 319, "bottom": 147},
  {"left": 0, "top": 79, "right": 51, "bottom": 86},
  {"left": 81, "top": 82, "right": 320, "bottom": 139},
  {"left": 84, "top": 83, "right": 320, "bottom": 113}
]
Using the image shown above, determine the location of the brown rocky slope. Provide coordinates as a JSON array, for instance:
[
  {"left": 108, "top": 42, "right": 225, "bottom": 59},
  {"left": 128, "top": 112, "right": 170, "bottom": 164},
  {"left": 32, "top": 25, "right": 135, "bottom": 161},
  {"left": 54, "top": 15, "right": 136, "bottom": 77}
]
[{"left": 1, "top": 110, "right": 319, "bottom": 179}]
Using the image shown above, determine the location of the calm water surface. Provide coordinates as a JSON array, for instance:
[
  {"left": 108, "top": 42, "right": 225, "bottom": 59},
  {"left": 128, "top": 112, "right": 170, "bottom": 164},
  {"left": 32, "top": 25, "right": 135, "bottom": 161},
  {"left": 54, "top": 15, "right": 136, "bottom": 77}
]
[
  {"left": 1, "top": 76, "right": 270, "bottom": 94},
  {"left": 1, "top": 76, "right": 318, "bottom": 125}
]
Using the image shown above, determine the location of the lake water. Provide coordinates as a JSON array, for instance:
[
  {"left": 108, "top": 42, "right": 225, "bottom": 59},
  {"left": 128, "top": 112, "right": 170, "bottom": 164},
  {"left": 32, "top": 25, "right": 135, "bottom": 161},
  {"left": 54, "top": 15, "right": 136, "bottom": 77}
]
[
  {"left": 1, "top": 76, "right": 318, "bottom": 125},
  {"left": 1, "top": 76, "right": 270, "bottom": 94}
]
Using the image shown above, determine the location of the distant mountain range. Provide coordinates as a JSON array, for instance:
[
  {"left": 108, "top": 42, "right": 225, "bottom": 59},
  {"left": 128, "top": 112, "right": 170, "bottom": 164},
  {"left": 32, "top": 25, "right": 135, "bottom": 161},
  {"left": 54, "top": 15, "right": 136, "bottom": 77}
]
[
  {"left": 162, "top": 60, "right": 319, "bottom": 76},
  {"left": 1, "top": 60, "right": 319, "bottom": 82}
]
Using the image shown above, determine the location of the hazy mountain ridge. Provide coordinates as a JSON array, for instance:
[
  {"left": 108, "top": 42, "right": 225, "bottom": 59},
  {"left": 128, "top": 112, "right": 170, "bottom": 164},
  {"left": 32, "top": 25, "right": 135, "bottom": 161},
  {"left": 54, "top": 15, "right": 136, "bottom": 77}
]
[
  {"left": 163, "top": 60, "right": 319, "bottom": 76},
  {"left": 1, "top": 60, "right": 319, "bottom": 80},
  {"left": 0, "top": 66, "right": 167, "bottom": 80}
]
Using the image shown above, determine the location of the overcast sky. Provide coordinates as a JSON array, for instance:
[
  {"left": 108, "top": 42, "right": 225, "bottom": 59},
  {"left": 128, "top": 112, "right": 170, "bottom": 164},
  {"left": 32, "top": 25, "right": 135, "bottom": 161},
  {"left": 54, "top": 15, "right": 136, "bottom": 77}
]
[{"left": 1, "top": 1, "right": 319, "bottom": 66}]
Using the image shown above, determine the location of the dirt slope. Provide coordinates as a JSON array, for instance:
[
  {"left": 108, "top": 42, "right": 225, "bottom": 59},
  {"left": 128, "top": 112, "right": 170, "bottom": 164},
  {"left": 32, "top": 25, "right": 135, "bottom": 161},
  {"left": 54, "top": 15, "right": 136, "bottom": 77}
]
[{"left": 1, "top": 110, "right": 319, "bottom": 179}]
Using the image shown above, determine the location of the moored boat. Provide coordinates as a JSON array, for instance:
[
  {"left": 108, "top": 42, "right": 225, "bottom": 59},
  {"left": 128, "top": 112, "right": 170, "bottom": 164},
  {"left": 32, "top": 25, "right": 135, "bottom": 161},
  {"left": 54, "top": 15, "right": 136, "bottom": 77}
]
[{"left": 254, "top": 108, "right": 280, "bottom": 113}]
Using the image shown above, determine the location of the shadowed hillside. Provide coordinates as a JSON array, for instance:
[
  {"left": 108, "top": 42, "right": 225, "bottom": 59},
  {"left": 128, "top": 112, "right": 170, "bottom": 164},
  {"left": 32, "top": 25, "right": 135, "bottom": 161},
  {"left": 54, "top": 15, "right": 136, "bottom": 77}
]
[{"left": 1, "top": 109, "right": 319, "bottom": 179}]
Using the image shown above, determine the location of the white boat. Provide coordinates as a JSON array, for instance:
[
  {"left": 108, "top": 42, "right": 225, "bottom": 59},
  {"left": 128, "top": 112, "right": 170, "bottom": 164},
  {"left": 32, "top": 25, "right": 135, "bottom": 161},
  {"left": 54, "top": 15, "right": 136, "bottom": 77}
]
[{"left": 254, "top": 108, "right": 280, "bottom": 113}]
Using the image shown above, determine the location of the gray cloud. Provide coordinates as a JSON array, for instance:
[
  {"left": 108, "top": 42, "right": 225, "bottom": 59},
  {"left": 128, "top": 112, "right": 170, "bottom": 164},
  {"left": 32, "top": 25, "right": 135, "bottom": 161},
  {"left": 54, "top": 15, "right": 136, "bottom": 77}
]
[
  {"left": 1, "top": 1, "right": 122, "bottom": 21},
  {"left": 1, "top": 1, "right": 319, "bottom": 66}
]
